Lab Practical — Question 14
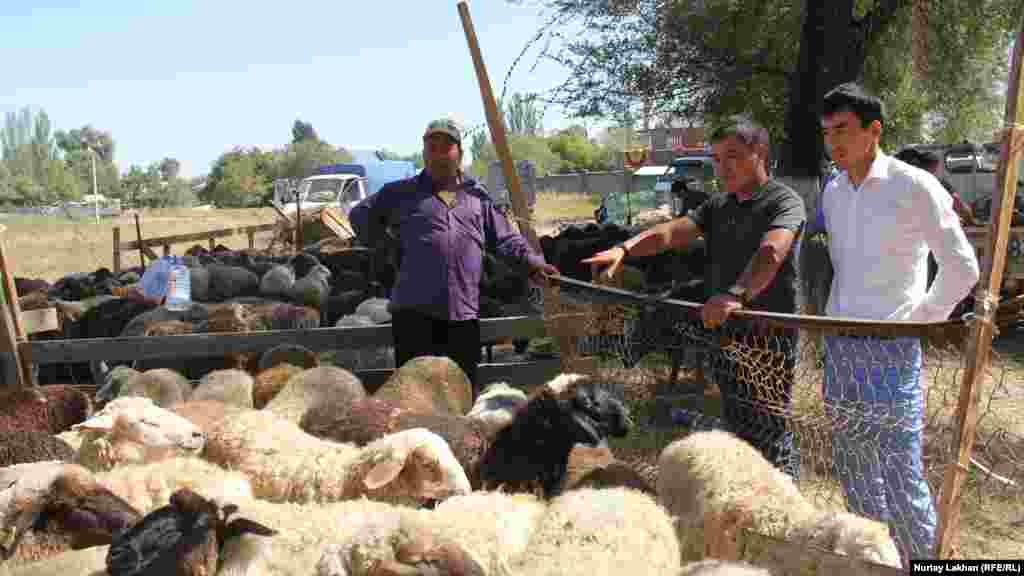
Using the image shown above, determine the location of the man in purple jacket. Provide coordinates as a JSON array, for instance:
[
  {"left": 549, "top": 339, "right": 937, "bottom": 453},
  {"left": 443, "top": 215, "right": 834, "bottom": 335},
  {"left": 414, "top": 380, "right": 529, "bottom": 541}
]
[{"left": 349, "top": 117, "right": 557, "bottom": 396}]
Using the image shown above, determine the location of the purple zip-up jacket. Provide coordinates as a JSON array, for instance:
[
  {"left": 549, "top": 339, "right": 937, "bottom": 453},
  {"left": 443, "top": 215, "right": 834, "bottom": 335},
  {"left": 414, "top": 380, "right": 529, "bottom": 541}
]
[{"left": 349, "top": 170, "right": 546, "bottom": 321}]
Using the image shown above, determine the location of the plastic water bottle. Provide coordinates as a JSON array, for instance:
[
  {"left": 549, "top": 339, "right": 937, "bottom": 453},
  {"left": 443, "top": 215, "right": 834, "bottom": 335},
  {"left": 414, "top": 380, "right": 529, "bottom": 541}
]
[{"left": 164, "top": 256, "right": 191, "bottom": 311}]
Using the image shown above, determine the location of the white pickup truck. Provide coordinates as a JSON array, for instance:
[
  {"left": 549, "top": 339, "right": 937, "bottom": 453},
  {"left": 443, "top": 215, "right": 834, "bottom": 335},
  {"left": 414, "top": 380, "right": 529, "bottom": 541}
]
[{"left": 280, "top": 173, "right": 369, "bottom": 217}]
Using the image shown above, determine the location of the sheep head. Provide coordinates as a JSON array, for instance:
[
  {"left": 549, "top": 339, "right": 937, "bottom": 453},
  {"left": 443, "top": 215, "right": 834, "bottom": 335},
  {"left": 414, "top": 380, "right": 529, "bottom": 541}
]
[
  {"left": 540, "top": 374, "right": 633, "bottom": 447},
  {"left": 806, "top": 511, "right": 902, "bottom": 569},
  {"left": 73, "top": 396, "right": 206, "bottom": 467},
  {"left": 360, "top": 428, "right": 471, "bottom": 504},
  {"left": 0, "top": 461, "right": 141, "bottom": 561}
]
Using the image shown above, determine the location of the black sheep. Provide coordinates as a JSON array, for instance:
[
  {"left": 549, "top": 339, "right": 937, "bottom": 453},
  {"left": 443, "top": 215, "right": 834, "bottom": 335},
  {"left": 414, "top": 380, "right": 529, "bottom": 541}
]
[
  {"left": 106, "top": 488, "right": 275, "bottom": 576},
  {"left": 300, "top": 374, "right": 632, "bottom": 499}
]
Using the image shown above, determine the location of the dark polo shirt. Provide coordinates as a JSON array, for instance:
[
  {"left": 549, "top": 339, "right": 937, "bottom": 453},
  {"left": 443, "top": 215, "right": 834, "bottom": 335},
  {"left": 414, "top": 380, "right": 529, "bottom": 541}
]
[{"left": 688, "top": 179, "right": 806, "bottom": 314}]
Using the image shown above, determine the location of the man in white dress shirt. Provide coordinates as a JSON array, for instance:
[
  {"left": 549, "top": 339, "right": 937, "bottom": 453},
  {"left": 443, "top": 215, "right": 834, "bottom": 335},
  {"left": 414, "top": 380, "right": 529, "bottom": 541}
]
[{"left": 819, "top": 82, "right": 980, "bottom": 563}]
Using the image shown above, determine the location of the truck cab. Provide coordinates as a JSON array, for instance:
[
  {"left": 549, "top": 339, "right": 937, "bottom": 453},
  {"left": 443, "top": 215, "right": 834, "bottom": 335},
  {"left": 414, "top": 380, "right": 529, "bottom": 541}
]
[{"left": 281, "top": 173, "right": 369, "bottom": 217}]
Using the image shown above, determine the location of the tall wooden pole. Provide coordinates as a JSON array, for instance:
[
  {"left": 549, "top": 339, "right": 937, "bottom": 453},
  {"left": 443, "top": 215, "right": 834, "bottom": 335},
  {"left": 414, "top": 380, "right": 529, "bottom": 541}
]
[
  {"left": 934, "top": 18, "right": 1024, "bottom": 558},
  {"left": 457, "top": 1, "right": 541, "bottom": 254}
]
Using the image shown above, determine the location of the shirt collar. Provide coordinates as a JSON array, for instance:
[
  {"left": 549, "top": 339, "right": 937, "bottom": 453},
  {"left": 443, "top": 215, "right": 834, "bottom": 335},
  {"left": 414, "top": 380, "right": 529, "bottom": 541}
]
[{"left": 838, "top": 151, "right": 891, "bottom": 190}]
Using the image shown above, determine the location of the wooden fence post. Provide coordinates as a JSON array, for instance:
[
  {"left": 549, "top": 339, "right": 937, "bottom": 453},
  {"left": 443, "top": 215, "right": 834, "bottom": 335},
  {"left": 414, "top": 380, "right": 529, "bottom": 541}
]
[
  {"left": 0, "top": 235, "right": 34, "bottom": 389},
  {"left": 934, "top": 15, "right": 1024, "bottom": 558},
  {"left": 113, "top": 226, "right": 121, "bottom": 274}
]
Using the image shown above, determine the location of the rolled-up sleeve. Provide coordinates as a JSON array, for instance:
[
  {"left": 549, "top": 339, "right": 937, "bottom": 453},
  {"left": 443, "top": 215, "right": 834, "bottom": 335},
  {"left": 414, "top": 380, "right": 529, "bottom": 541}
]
[
  {"left": 483, "top": 201, "right": 545, "bottom": 269},
  {"left": 911, "top": 173, "right": 980, "bottom": 321}
]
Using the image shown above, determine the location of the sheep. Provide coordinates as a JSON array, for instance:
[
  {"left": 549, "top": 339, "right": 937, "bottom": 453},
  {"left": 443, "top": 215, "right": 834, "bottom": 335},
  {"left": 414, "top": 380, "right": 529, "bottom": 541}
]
[
  {"left": 203, "top": 409, "right": 471, "bottom": 506},
  {"left": 170, "top": 400, "right": 250, "bottom": 437},
  {"left": 505, "top": 487, "right": 681, "bottom": 576},
  {"left": 0, "top": 431, "right": 75, "bottom": 467},
  {"left": 191, "top": 369, "right": 254, "bottom": 408},
  {"left": 0, "top": 461, "right": 141, "bottom": 568},
  {"left": 677, "top": 560, "right": 772, "bottom": 576},
  {"left": 105, "top": 487, "right": 276, "bottom": 576},
  {"left": 466, "top": 382, "right": 528, "bottom": 436},
  {"left": 94, "top": 456, "right": 256, "bottom": 517},
  {"left": 316, "top": 515, "right": 485, "bottom": 576},
  {"left": 71, "top": 396, "right": 206, "bottom": 472},
  {"left": 257, "top": 343, "right": 320, "bottom": 372},
  {"left": 656, "top": 430, "right": 901, "bottom": 568},
  {"left": 332, "top": 314, "right": 395, "bottom": 371},
  {"left": 118, "top": 368, "right": 193, "bottom": 408},
  {"left": 264, "top": 366, "right": 366, "bottom": 425},
  {"left": 0, "top": 385, "right": 92, "bottom": 435},
  {"left": 317, "top": 491, "right": 545, "bottom": 576},
  {"left": 95, "top": 365, "right": 141, "bottom": 405},
  {"left": 2, "top": 545, "right": 108, "bottom": 576},
  {"left": 354, "top": 297, "right": 391, "bottom": 324},
  {"left": 300, "top": 373, "right": 633, "bottom": 498},
  {"left": 289, "top": 264, "right": 332, "bottom": 310},
  {"left": 252, "top": 365, "right": 304, "bottom": 410},
  {"left": 559, "top": 444, "right": 656, "bottom": 496},
  {"left": 187, "top": 265, "right": 211, "bottom": 302},
  {"left": 374, "top": 355, "right": 474, "bottom": 416},
  {"left": 259, "top": 264, "right": 296, "bottom": 299},
  {"left": 207, "top": 265, "right": 260, "bottom": 301}
]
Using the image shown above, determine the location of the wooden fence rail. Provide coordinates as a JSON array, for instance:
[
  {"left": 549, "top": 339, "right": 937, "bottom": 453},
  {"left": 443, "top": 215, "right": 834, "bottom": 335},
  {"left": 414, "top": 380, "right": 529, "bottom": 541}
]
[
  {"left": 112, "top": 223, "right": 279, "bottom": 274},
  {"left": 18, "top": 315, "right": 560, "bottom": 392}
]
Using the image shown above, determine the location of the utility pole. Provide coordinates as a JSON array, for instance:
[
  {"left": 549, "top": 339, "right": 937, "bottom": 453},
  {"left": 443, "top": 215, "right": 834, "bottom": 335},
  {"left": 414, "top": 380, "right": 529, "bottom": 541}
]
[{"left": 91, "top": 147, "right": 99, "bottom": 224}]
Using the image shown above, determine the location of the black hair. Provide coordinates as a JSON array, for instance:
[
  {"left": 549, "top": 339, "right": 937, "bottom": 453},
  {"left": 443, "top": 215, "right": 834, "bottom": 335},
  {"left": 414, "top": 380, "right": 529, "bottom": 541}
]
[
  {"left": 822, "top": 82, "right": 885, "bottom": 128},
  {"left": 708, "top": 114, "right": 770, "bottom": 151}
]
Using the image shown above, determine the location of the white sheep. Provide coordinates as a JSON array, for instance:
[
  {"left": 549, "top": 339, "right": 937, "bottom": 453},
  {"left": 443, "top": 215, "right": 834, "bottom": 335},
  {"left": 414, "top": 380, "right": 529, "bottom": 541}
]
[
  {"left": 191, "top": 368, "right": 255, "bottom": 408},
  {"left": 94, "top": 456, "right": 255, "bottom": 516},
  {"left": 354, "top": 297, "right": 392, "bottom": 324},
  {"left": 203, "top": 409, "right": 471, "bottom": 505},
  {"left": 656, "top": 429, "right": 902, "bottom": 569},
  {"left": 678, "top": 560, "right": 772, "bottom": 576},
  {"left": 69, "top": 396, "right": 206, "bottom": 472},
  {"left": 466, "top": 381, "right": 528, "bottom": 435},
  {"left": 503, "top": 487, "right": 681, "bottom": 576},
  {"left": 264, "top": 365, "right": 367, "bottom": 424},
  {"left": 315, "top": 490, "right": 545, "bottom": 576},
  {"left": 1, "top": 545, "right": 107, "bottom": 576}
]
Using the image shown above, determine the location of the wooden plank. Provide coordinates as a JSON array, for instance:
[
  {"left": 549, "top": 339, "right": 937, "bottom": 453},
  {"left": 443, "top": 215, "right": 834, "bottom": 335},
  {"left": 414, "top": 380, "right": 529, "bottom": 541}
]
[
  {"left": 935, "top": 14, "right": 1024, "bottom": 559},
  {"left": 119, "top": 223, "right": 278, "bottom": 250},
  {"left": 354, "top": 358, "right": 564, "bottom": 395},
  {"left": 247, "top": 231, "right": 255, "bottom": 250},
  {"left": 112, "top": 226, "right": 121, "bottom": 274},
  {"left": 0, "top": 299, "right": 24, "bottom": 389},
  {"left": 457, "top": 1, "right": 541, "bottom": 254},
  {"left": 23, "top": 315, "right": 548, "bottom": 365}
]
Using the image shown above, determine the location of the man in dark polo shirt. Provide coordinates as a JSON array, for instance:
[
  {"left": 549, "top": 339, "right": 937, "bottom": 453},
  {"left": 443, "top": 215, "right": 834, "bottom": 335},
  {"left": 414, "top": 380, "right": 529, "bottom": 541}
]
[
  {"left": 583, "top": 115, "right": 806, "bottom": 479},
  {"left": 349, "top": 116, "right": 557, "bottom": 397}
]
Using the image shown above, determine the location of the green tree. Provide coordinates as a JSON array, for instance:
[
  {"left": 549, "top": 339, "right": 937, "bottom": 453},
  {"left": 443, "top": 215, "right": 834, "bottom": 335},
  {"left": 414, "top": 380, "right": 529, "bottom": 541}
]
[
  {"left": 501, "top": 93, "right": 545, "bottom": 137},
  {"left": 515, "top": 0, "right": 1021, "bottom": 177},
  {"left": 469, "top": 134, "right": 562, "bottom": 178},
  {"left": 291, "top": 119, "right": 318, "bottom": 144},
  {"left": 378, "top": 148, "right": 425, "bottom": 169},
  {"left": 208, "top": 150, "right": 270, "bottom": 207},
  {"left": 274, "top": 139, "right": 353, "bottom": 180},
  {"left": 547, "top": 129, "right": 614, "bottom": 172},
  {"left": 159, "top": 157, "right": 181, "bottom": 182}
]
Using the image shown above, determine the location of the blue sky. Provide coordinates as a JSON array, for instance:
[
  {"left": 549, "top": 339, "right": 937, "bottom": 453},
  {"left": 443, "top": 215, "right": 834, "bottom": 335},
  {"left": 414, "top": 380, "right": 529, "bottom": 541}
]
[{"left": 0, "top": 1, "right": 580, "bottom": 179}]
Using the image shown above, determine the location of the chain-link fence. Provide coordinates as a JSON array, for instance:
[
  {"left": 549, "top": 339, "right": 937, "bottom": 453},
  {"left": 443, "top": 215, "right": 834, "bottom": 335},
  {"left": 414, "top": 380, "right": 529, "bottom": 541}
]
[{"left": 540, "top": 274, "right": 1024, "bottom": 562}]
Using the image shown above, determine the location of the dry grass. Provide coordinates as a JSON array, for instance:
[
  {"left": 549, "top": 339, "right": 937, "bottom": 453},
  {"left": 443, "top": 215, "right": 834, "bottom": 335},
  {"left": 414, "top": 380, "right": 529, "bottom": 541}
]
[
  {"left": 2, "top": 192, "right": 599, "bottom": 282},
  {"left": 2, "top": 208, "right": 277, "bottom": 281}
]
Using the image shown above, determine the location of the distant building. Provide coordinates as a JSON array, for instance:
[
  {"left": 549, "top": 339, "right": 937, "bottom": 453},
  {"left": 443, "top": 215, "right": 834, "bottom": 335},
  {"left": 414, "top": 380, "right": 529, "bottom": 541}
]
[{"left": 635, "top": 126, "right": 707, "bottom": 166}]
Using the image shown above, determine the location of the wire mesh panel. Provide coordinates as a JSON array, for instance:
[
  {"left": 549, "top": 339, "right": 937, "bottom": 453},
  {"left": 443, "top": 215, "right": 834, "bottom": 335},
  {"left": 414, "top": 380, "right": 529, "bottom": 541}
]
[{"left": 540, "top": 274, "right": 1024, "bottom": 561}]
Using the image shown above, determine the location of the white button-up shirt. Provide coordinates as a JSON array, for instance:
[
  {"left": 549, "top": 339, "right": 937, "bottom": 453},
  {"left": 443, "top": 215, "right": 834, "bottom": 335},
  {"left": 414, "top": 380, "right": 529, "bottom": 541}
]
[{"left": 822, "top": 152, "right": 980, "bottom": 322}]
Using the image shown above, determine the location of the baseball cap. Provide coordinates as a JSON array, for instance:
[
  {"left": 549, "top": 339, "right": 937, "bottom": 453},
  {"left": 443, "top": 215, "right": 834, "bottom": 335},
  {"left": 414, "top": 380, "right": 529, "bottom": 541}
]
[{"left": 424, "top": 117, "right": 463, "bottom": 145}]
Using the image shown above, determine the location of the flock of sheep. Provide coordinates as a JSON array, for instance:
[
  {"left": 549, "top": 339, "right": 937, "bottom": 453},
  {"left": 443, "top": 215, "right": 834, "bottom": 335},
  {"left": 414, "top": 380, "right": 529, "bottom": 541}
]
[
  {"left": 0, "top": 233, "right": 907, "bottom": 575},
  {"left": 0, "top": 348, "right": 905, "bottom": 576}
]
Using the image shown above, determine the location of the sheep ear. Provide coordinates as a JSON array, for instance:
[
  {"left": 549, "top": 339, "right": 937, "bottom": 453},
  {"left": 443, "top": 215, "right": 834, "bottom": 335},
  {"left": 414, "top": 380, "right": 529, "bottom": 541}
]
[{"left": 363, "top": 451, "right": 409, "bottom": 490}]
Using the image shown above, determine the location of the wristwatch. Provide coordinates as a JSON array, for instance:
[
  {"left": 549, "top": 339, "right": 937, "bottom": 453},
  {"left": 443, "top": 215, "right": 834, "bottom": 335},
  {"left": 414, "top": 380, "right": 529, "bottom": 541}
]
[{"left": 726, "top": 285, "right": 752, "bottom": 305}]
